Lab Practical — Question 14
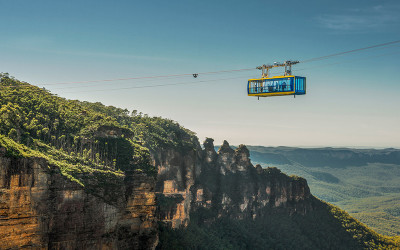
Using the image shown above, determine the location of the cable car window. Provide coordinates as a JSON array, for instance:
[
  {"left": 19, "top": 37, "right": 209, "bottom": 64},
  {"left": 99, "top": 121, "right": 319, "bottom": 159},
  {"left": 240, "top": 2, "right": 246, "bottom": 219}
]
[{"left": 248, "top": 76, "right": 304, "bottom": 97}]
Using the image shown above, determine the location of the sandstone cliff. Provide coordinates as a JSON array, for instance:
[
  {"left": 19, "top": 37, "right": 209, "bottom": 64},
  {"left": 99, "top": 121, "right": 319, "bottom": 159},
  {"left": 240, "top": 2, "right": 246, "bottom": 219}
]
[
  {"left": 1, "top": 134, "right": 313, "bottom": 249},
  {"left": 0, "top": 156, "right": 158, "bottom": 249},
  {"left": 151, "top": 140, "right": 202, "bottom": 228},
  {"left": 154, "top": 138, "right": 312, "bottom": 228}
]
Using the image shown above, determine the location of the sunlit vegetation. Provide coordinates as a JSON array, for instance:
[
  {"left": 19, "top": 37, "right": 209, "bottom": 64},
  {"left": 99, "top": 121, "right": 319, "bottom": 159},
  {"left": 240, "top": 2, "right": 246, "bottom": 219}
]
[
  {"left": 337, "top": 194, "right": 400, "bottom": 236},
  {"left": 0, "top": 73, "right": 197, "bottom": 186},
  {"left": 79, "top": 101, "right": 198, "bottom": 153}
]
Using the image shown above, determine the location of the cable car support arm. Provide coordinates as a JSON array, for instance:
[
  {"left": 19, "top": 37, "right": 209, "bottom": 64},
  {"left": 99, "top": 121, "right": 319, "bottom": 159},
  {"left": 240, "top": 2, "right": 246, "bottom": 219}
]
[{"left": 256, "top": 60, "right": 299, "bottom": 78}]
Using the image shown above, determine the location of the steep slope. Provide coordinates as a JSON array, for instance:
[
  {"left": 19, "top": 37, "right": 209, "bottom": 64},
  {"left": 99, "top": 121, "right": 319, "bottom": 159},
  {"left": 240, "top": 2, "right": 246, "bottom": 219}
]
[{"left": 247, "top": 145, "right": 400, "bottom": 236}]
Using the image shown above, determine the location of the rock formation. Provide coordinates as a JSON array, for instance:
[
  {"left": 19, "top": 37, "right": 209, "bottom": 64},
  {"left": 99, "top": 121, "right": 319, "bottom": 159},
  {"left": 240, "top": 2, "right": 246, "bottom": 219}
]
[
  {"left": 154, "top": 138, "right": 312, "bottom": 228},
  {"left": 0, "top": 157, "right": 158, "bottom": 249}
]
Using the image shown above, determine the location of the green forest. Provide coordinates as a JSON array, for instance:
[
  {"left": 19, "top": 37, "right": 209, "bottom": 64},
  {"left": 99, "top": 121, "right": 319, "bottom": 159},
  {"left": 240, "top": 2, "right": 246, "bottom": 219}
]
[{"left": 0, "top": 73, "right": 197, "bottom": 189}]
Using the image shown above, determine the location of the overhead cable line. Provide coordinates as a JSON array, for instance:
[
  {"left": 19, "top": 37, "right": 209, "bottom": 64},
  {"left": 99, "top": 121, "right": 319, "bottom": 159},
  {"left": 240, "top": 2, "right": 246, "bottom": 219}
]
[
  {"left": 0, "top": 75, "right": 254, "bottom": 94},
  {"left": 44, "top": 47, "right": 400, "bottom": 93},
  {"left": 1, "top": 39, "right": 399, "bottom": 91},
  {"left": 47, "top": 75, "right": 193, "bottom": 90},
  {"left": 295, "top": 49, "right": 400, "bottom": 72},
  {"left": 40, "top": 68, "right": 255, "bottom": 86},
  {"left": 300, "top": 39, "right": 400, "bottom": 63},
  {"left": 0, "top": 68, "right": 256, "bottom": 89},
  {"left": 34, "top": 39, "right": 400, "bottom": 87},
  {"left": 27, "top": 71, "right": 252, "bottom": 91}
]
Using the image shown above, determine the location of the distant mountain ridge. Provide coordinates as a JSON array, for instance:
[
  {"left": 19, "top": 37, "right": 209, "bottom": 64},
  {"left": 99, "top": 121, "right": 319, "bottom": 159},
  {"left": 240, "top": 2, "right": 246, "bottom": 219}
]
[{"left": 246, "top": 146, "right": 400, "bottom": 168}]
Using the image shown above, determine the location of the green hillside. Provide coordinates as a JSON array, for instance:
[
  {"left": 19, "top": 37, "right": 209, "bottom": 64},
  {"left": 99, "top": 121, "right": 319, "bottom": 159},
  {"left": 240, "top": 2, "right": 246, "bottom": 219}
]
[
  {"left": 247, "top": 146, "right": 400, "bottom": 236},
  {"left": 337, "top": 194, "right": 400, "bottom": 236},
  {"left": 0, "top": 73, "right": 196, "bottom": 190}
]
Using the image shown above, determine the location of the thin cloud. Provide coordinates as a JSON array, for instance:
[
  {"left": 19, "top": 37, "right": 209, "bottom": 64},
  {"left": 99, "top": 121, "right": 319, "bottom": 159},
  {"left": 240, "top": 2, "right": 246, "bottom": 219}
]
[{"left": 317, "top": 4, "right": 400, "bottom": 32}]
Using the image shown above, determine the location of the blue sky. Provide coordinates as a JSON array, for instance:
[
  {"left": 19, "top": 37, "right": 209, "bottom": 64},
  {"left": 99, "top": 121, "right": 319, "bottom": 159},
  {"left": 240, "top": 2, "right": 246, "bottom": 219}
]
[{"left": 1, "top": 0, "right": 400, "bottom": 148}]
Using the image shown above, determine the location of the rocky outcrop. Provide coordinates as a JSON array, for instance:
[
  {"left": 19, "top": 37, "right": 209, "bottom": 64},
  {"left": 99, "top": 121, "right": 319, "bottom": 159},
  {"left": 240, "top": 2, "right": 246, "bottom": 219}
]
[
  {"left": 151, "top": 141, "right": 202, "bottom": 228},
  {"left": 194, "top": 140, "right": 312, "bottom": 219},
  {"left": 0, "top": 156, "right": 158, "bottom": 249},
  {"left": 154, "top": 138, "right": 313, "bottom": 228},
  {"left": 94, "top": 125, "right": 134, "bottom": 139}
]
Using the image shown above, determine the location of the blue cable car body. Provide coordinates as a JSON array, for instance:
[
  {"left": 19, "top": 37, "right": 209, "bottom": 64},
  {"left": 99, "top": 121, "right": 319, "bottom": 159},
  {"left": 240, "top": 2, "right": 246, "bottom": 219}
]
[{"left": 247, "top": 75, "right": 306, "bottom": 97}]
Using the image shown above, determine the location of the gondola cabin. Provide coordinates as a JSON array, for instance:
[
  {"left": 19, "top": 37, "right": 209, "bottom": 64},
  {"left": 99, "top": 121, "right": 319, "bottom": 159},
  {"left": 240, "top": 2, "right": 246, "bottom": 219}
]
[{"left": 247, "top": 75, "right": 306, "bottom": 97}]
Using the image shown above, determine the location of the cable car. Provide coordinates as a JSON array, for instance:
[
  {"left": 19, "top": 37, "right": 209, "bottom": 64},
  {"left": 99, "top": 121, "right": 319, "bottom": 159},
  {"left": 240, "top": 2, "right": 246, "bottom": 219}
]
[{"left": 248, "top": 61, "right": 306, "bottom": 98}]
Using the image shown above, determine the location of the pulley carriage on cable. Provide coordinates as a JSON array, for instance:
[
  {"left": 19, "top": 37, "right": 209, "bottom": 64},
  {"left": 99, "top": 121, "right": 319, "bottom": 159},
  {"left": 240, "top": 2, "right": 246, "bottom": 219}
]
[{"left": 248, "top": 60, "right": 306, "bottom": 98}]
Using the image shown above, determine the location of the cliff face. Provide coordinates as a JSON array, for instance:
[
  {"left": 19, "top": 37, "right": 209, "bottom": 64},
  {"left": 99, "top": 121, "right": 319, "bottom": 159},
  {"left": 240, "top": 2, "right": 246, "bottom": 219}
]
[
  {"left": 151, "top": 142, "right": 203, "bottom": 228},
  {"left": 0, "top": 156, "right": 158, "bottom": 249},
  {"left": 197, "top": 140, "right": 312, "bottom": 218},
  {"left": 0, "top": 136, "right": 313, "bottom": 248},
  {"left": 154, "top": 138, "right": 312, "bottom": 227}
]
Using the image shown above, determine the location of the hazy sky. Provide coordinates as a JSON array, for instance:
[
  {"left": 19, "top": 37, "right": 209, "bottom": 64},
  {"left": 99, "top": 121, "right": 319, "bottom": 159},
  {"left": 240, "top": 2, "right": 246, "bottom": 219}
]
[{"left": 1, "top": 0, "right": 400, "bottom": 148}]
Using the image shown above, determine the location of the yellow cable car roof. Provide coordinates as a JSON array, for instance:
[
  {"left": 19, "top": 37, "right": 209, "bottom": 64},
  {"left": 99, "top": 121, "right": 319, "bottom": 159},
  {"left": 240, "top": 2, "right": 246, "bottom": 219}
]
[{"left": 248, "top": 75, "right": 295, "bottom": 81}]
